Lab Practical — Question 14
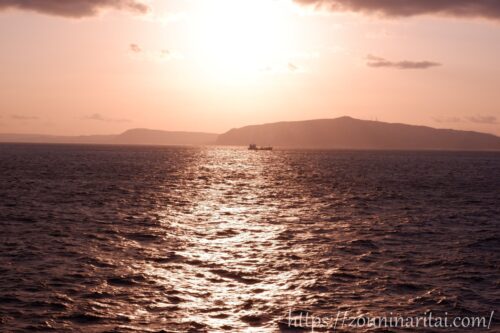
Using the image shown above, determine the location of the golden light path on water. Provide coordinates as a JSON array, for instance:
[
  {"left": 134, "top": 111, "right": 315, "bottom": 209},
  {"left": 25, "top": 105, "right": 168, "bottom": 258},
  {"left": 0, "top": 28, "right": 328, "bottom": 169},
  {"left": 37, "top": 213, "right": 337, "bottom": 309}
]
[{"left": 146, "top": 148, "right": 309, "bottom": 332}]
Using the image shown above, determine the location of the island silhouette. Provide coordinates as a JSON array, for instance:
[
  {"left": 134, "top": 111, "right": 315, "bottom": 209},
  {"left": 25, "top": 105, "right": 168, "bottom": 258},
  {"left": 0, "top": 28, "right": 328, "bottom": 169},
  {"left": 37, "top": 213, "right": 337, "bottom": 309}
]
[{"left": 1, "top": 116, "right": 499, "bottom": 150}]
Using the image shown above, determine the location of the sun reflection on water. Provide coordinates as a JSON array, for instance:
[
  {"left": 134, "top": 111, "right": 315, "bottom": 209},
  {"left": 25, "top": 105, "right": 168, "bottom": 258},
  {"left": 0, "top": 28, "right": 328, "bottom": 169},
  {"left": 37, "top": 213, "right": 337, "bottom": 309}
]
[{"left": 146, "top": 148, "right": 305, "bottom": 331}]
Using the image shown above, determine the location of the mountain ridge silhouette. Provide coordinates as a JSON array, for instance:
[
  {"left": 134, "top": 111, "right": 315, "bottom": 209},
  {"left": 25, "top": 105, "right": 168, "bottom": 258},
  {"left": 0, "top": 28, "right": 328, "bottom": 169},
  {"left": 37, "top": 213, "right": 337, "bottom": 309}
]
[{"left": 1, "top": 116, "right": 499, "bottom": 150}]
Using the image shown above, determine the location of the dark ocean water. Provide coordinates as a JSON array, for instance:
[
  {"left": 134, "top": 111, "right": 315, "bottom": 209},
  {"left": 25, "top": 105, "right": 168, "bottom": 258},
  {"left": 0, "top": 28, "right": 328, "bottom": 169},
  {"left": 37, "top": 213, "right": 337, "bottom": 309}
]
[{"left": 0, "top": 144, "right": 499, "bottom": 332}]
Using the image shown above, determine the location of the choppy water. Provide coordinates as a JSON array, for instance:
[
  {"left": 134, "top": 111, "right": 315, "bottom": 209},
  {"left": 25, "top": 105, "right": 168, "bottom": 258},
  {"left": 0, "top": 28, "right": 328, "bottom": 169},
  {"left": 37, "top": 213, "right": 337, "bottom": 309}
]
[{"left": 0, "top": 144, "right": 499, "bottom": 332}]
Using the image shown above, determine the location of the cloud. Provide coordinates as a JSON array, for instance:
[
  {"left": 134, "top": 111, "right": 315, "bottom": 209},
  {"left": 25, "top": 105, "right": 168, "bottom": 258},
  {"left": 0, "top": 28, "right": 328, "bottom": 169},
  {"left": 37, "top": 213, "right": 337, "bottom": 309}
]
[
  {"left": 129, "top": 43, "right": 142, "bottom": 53},
  {"left": 288, "top": 63, "right": 298, "bottom": 72},
  {"left": 466, "top": 115, "right": 498, "bottom": 124},
  {"left": 84, "top": 113, "right": 130, "bottom": 123},
  {"left": 0, "top": 0, "right": 149, "bottom": 18},
  {"left": 10, "top": 114, "right": 38, "bottom": 120},
  {"left": 128, "top": 44, "right": 181, "bottom": 62},
  {"left": 433, "top": 116, "right": 462, "bottom": 124},
  {"left": 294, "top": 0, "right": 500, "bottom": 20},
  {"left": 433, "top": 115, "right": 498, "bottom": 125},
  {"left": 259, "top": 61, "right": 305, "bottom": 74},
  {"left": 366, "top": 55, "right": 441, "bottom": 70}
]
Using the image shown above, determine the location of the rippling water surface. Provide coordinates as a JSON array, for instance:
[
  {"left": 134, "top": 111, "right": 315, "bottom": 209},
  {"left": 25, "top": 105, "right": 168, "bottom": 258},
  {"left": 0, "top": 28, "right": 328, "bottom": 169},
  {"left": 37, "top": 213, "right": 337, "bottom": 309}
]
[{"left": 0, "top": 144, "right": 499, "bottom": 332}]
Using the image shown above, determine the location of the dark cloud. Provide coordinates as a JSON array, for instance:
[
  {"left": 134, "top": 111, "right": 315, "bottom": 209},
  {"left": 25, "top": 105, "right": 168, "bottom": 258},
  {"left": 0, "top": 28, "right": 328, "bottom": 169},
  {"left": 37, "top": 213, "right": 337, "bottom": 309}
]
[
  {"left": 0, "top": 0, "right": 149, "bottom": 18},
  {"left": 294, "top": 0, "right": 500, "bottom": 20},
  {"left": 84, "top": 113, "right": 130, "bottom": 123},
  {"left": 11, "top": 114, "right": 38, "bottom": 120},
  {"left": 129, "top": 43, "right": 142, "bottom": 53},
  {"left": 466, "top": 115, "right": 498, "bottom": 124},
  {"left": 366, "top": 55, "right": 441, "bottom": 70}
]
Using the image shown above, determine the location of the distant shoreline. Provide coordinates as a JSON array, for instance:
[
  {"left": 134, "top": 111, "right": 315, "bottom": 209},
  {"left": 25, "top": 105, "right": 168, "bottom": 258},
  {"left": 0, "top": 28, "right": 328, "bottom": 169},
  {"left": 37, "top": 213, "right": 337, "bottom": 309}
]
[
  {"left": 1, "top": 117, "right": 500, "bottom": 150},
  {"left": 1, "top": 142, "right": 500, "bottom": 153}
]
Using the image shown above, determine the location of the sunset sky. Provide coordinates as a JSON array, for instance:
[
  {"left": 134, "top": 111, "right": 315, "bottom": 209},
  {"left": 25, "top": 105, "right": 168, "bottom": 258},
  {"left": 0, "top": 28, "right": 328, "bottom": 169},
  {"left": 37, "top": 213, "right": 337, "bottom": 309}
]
[{"left": 0, "top": 0, "right": 499, "bottom": 136}]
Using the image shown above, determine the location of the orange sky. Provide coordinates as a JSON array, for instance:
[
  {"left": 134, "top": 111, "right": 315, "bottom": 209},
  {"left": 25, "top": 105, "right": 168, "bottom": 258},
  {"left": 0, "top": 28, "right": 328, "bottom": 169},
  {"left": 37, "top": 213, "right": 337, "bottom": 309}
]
[{"left": 0, "top": 0, "right": 499, "bottom": 136}]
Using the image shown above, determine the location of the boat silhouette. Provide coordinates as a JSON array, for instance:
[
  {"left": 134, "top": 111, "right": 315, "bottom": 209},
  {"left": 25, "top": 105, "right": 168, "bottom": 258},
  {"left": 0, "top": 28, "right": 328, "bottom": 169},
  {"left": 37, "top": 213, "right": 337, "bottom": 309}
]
[{"left": 248, "top": 144, "right": 273, "bottom": 151}]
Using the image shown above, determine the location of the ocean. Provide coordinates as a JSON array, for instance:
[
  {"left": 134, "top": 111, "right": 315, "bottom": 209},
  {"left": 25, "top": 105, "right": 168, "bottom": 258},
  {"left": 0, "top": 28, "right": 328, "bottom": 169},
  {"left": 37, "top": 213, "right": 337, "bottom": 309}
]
[{"left": 0, "top": 144, "right": 499, "bottom": 332}]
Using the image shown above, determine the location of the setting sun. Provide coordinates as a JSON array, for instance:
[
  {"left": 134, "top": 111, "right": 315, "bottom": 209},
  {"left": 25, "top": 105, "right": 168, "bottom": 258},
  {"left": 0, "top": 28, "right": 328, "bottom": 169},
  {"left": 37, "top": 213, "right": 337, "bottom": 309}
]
[{"left": 189, "top": 0, "right": 293, "bottom": 78}]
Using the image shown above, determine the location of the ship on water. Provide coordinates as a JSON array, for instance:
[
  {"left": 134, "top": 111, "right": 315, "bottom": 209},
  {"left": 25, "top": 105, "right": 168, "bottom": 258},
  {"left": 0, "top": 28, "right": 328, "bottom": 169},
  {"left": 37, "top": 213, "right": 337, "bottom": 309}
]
[{"left": 248, "top": 144, "right": 273, "bottom": 151}]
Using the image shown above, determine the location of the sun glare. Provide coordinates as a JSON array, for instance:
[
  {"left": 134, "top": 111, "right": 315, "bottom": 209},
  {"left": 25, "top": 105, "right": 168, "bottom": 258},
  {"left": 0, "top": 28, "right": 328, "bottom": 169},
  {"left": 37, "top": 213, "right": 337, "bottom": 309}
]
[{"left": 190, "top": 0, "right": 293, "bottom": 80}]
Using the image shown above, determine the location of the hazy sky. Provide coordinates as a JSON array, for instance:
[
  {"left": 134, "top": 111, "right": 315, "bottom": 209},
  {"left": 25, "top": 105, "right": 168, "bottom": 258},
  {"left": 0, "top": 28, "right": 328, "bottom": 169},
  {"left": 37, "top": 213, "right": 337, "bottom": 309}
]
[{"left": 1, "top": 0, "right": 499, "bottom": 135}]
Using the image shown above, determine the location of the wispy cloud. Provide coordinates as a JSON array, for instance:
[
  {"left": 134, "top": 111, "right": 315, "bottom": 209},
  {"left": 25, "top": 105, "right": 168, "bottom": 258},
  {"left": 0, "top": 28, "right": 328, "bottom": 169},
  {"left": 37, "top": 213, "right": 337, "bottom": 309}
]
[
  {"left": 433, "top": 115, "right": 498, "bottom": 125},
  {"left": 128, "top": 43, "right": 181, "bottom": 62},
  {"left": 466, "top": 115, "right": 498, "bottom": 124},
  {"left": 83, "top": 113, "right": 130, "bottom": 123},
  {"left": 260, "top": 61, "right": 305, "bottom": 74},
  {"left": 11, "top": 114, "right": 38, "bottom": 120},
  {"left": 129, "top": 43, "right": 142, "bottom": 53},
  {"left": 0, "top": 0, "right": 149, "bottom": 18},
  {"left": 433, "top": 116, "right": 462, "bottom": 124},
  {"left": 288, "top": 63, "right": 299, "bottom": 72},
  {"left": 294, "top": 0, "right": 500, "bottom": 20},
  {"left": 366, "top": 55, "right": 441, "bottom": 70}
]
